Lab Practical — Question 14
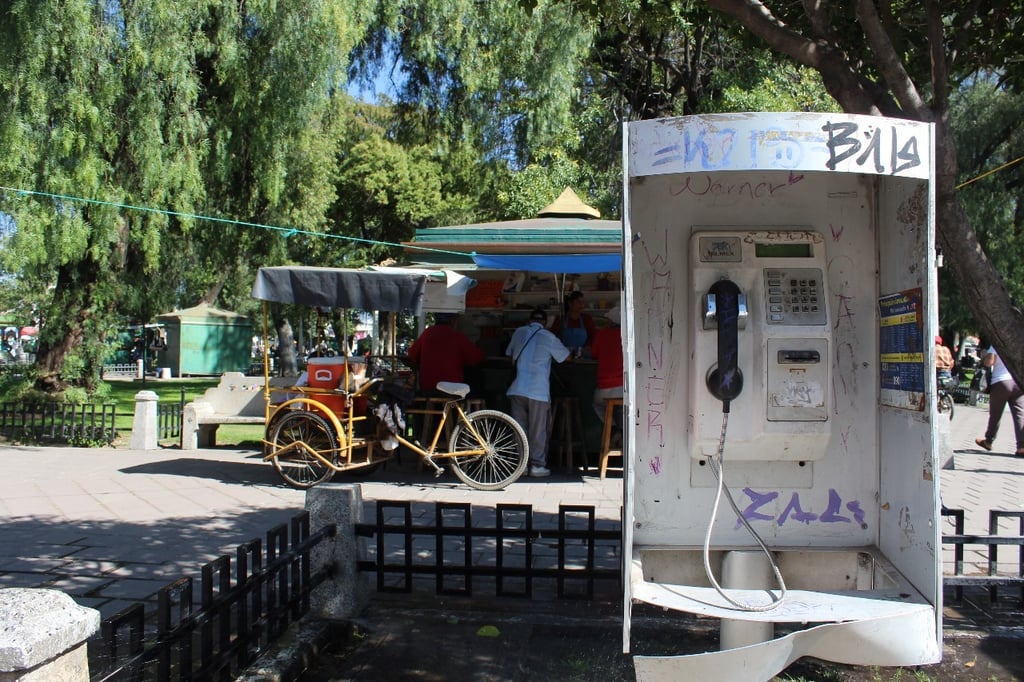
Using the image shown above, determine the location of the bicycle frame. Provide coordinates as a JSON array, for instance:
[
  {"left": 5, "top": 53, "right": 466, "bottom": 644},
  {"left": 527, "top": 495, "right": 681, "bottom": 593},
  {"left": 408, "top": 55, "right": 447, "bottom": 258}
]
[
  {"left": 395, "top": 398, "right": 490, "bottom": 461},
  {"left": 261, "top": 382, "right": 491, "bottom": 473}
]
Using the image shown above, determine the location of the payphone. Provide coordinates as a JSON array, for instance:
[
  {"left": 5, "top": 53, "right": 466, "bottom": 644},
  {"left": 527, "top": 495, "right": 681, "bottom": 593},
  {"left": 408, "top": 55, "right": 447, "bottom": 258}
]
[
  {"left": 691, "top": 229, "right": 831, "bottom": 462},
  {"left": 624, "top": 112, "right": 940, "bottom": 680}
]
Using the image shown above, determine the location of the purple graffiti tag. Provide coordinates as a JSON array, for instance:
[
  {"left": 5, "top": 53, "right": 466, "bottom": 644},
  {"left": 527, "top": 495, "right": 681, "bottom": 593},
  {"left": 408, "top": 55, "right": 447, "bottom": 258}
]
[
  {"left": 648, "top": 340, "right": 664, "bottom": 371},
  {"left": 829, "top": 223, "right": 845, "bottom": 241},
  {"left": 643, "top": 231, "right": 669, "bottom": 268},
  {"left": 652, "top": 268, "right": 672, "bottom": 291},
  {"left": 819, "top": 488, "right": 852, "bottom": 523},
  {"left": 670, "top": 174, "right": 801, "bottom": 200},
  {"left": 646, "top": 408, "right": 664, "bottom": 446},
  {"left": 777, "top": 492, "right": 819, "bottom": 526},
  {"left": 839, "top": 425, "right": 851, "bottom": 453},
  {"left": 833, "top": 293, "right": 855, "bottom": 331},
  {"left": 649, "top": 456, "right": 662, "bottom": 476},
  {"left": 646, "top": 376, "right": 666, "bottom": 406},
  {"left": 739, "top": 488, "right": 779, "bottom": 528},
  {"left": 846, "top": 500, "right": 868, "bottom": 529}
]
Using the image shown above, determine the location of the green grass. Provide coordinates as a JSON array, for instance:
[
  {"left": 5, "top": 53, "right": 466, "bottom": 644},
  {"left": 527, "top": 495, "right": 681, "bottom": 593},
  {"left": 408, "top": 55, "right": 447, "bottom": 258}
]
[
  {"left": 104, "top": 377, "right": 219, "bottom": 414},
  {"left": 104, "top": 378, "right": 267, "bottom": 447}
]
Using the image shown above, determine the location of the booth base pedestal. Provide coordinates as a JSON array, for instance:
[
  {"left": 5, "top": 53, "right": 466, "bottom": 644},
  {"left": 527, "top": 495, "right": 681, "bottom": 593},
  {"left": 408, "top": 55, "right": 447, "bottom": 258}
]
[{"left": 628, "top": 546, "right": 940, "bottom": 681}]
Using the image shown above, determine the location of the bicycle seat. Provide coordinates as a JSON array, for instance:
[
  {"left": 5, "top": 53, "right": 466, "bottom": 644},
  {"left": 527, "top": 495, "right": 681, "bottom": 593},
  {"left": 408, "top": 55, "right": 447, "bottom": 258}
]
[{"left": 436, "top": 381, "right": 471, "bottom": 398}]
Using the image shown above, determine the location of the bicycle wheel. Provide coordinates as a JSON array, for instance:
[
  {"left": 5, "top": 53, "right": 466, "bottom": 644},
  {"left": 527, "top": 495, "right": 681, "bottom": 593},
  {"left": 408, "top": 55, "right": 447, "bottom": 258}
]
[
  {"left": 268, "top": 410, "right": 338, "bottom": 489},
  {"left": 938, "top": 392, "right": 954, "bottom": 420},
  {"left": 448, "top": 409, "right": 528, "bottom": 490}
]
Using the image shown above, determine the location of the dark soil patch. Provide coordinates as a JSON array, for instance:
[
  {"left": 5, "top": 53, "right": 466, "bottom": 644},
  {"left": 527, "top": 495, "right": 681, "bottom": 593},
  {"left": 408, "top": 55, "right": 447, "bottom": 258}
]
[{"left": 299, "top": 599, "right": 1024, "bottom": 681}]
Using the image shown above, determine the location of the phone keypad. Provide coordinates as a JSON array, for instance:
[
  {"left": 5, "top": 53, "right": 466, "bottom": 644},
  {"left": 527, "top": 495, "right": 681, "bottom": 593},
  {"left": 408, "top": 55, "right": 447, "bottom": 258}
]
[{"left": 764, "top": 268, "right": 826, "bottom": 325}]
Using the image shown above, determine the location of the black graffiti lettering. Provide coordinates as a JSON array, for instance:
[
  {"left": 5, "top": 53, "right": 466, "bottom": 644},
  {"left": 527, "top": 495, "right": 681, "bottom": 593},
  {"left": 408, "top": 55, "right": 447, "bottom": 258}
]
[
  {"left": 856, "top": 127, "right": 884, "bottom": 173},
  {"left": 892, "top": 133, "right": 922, "bottom": 174},
  {"left": 823, "top": 122, "right": 860, "bottom": 170}
]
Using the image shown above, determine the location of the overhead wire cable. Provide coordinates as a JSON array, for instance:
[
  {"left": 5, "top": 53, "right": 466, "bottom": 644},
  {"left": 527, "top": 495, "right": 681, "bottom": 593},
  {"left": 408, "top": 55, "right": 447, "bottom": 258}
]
[
  {"left": 0, "top": 185, "right": 472, "bottom": 259},
  {"left": 955, "top": 155, "right": 1024, "bottom": 190}
]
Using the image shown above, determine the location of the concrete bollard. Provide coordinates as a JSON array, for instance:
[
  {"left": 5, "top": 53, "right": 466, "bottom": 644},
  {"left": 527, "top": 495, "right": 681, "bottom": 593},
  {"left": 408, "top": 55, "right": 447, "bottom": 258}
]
[
  {"left": 304, "top": 484, "right": 369, "bottom": 620},
  {"left": 0, "top": 588, "right": 100, "bottom": 682},
  {"left": 129, "top": 390, "right": 159, "bottom": 451}
]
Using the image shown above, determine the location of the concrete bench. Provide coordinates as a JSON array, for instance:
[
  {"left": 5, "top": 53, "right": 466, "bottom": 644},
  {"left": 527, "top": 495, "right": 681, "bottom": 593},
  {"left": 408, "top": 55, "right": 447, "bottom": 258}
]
[{"left": 182, "top": 372, "right": 292, "bottom": 450}]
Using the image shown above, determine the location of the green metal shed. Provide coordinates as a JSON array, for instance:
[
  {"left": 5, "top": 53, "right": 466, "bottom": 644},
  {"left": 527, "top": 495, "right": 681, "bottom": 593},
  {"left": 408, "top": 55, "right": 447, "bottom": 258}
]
[{"left": 155, "top": 304, "right": 253, "bottom": 377}]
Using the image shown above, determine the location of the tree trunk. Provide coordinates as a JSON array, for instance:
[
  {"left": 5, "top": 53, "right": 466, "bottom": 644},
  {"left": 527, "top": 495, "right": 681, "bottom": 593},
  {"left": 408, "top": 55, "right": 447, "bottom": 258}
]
[
  {"left": 274, "top": 314, "right": 299, "bottom": 377},
  {"left": 34, "top": 257, "right": 105, "bottom": 394},
  {"left": 705, "top": 0, "right": 1024, "bottom": 388},
  {"left": 932, "top": 120, "right": 1024, "bottom": 388}
]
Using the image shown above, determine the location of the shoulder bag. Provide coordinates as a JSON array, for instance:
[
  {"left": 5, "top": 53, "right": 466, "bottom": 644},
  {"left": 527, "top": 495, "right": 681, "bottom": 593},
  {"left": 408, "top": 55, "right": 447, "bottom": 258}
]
[{"left": 511, "top": 327, "right": 543, "bottom": 383}]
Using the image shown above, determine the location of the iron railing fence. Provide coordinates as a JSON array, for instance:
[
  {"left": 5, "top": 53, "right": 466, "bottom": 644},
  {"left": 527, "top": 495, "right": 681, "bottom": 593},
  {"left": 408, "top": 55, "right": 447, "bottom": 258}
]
[
  {"left": 355, "top": 501, "right": 622, "bottom": 600},
  {"left": 0, "top": 401, "right": 117, "bottom": 445},
  {"left": 157, "top": 388, "right": 186, "bottom": 443},
  {"left": 89, "top": 512, "right": 336, "bottom": 682},
  {"left": 64, "top": 502, "right": 1024, "bottom": 681},
  {"left": 943, "top": 507, "right": 1024, "bottom": 603}
]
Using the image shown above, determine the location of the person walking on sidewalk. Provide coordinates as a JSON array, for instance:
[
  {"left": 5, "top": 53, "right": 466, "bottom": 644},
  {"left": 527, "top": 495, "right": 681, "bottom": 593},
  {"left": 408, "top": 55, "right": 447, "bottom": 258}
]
[
  {"left": 974, "top": 346, "right": 1024, "bottom": 456},
  {"left": 935, "top": 335, "right": 955, "bottom": 386}
]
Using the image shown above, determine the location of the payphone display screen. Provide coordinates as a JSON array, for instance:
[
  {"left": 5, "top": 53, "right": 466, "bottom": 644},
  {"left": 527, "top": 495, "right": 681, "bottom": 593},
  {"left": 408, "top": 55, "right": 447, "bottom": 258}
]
[{"left": 755, "top": 243, "right": 812, "bottom": 258}]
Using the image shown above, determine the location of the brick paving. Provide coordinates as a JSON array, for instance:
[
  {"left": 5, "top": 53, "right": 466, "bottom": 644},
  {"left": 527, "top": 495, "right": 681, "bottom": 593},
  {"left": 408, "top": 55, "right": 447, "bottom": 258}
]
[{"left": 0, "top": 400, "right": 1018, "bottom": 621}]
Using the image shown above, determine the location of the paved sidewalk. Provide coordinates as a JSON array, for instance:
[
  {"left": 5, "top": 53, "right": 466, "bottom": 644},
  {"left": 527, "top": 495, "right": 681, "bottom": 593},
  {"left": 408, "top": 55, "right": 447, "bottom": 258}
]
[
  {"left": 0, "top": 444, "right": 622, "bottom": 618},
  {"left": 939, "top": 399, "right": 1024, "bottom": 532},
  {"left": 0, "top": 398, "right": 1018, "bottom": 622}
]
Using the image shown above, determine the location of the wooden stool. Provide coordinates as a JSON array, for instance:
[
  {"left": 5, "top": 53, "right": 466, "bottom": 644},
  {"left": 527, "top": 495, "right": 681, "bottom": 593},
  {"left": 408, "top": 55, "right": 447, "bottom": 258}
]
[
  {"left": 550, "top": 396, "right": 585, "bottom": 472},
  {"left": 599, "top": 398, "right": 624, "bottom": 479}
]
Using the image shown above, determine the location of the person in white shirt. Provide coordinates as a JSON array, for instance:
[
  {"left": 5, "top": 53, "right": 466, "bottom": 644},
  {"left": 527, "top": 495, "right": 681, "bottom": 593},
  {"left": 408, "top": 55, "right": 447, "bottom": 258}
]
[
  {"left": 506, "top": 308, "right": 570, "bottom": 477},
  {"left": 975, "top": 346, "right": 1024, "bottom": 457}
]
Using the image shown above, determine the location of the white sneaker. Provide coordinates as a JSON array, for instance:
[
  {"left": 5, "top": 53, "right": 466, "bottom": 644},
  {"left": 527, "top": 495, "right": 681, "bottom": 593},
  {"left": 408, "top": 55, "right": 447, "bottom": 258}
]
[{"left": 529, "top": 465, "right": 551, "bottom": 478}]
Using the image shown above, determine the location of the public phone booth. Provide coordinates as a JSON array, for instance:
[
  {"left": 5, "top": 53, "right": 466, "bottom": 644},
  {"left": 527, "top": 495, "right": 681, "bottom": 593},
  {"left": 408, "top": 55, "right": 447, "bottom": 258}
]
[{"left": 621, "top": 112, "right": 941, "bottom": 680}]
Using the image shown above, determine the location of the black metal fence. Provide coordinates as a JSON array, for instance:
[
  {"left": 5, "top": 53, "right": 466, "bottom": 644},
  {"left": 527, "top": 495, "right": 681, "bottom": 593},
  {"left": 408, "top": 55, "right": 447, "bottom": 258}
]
[
  {"left": 355, "top": 501, "right": 622, "bottom": 600},
  {"left": 0, "top": 401, "right": 118, "bottom": 445},
  {"left": 89, "top": 512, "right": 336, "bottom": 682},
  {"left": 943, "top": 507, "right": 1024, "bottom": 602},
  {"left": 158, "top": 388, "right": 186, "bottom": 442},
  {"left": 353, "top": 502, "right": 1024, "bottom": 605},
  {"left": 66, "top": 501, "right": 1024, "bottom": 681}
]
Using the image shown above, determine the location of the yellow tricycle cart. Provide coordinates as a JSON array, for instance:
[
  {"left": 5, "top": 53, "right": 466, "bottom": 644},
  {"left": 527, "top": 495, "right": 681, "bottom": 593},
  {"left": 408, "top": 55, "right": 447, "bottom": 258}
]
[{"left": 251, "top": 266, "right": 528, "bottom": 491}]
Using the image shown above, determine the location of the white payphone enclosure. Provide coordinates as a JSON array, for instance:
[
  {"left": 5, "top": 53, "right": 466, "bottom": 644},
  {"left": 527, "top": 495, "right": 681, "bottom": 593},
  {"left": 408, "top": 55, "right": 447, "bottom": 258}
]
[{"left": 622, "top": 113, "right": 940, "bottom": 680}]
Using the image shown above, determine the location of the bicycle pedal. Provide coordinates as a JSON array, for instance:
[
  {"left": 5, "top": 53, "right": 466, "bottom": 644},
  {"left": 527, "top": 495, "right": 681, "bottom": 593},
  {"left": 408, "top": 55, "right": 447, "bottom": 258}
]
[{"left": 423, "top": 456, "right": 444, "bottom": 476}]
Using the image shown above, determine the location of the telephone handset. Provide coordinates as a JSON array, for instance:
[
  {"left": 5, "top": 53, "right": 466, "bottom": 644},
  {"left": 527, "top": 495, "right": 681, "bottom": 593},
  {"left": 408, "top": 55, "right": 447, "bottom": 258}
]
[{"left": 703, "top": 279, "right": 747, "bottom": 408}]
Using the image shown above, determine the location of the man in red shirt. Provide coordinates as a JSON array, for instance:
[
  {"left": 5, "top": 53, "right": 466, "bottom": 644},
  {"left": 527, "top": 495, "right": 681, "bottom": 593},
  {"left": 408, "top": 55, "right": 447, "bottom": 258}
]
[
  {"left": 407, "top": 313, "right": 485, "bottom": 395},
  {"left": 590, "top": 306, "right": 623, "bottom": 425}
]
